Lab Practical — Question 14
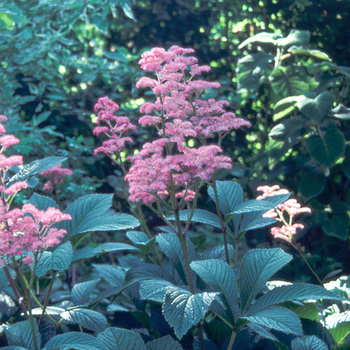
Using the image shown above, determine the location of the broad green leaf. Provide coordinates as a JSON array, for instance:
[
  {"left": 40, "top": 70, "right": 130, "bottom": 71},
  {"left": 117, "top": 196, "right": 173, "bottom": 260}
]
[
  {"left": 72, "top": 242, "right": 139, "bottom": 262},
  {"left": 246, "top": 283, "right": 343, "bottom": 316},
  {"left": 125, "top": 263, "right": 174, "bottom": 284},
  {"left": 238, "top": 32, "right": 282, "bottom": 48},
  {"left": 97, "top": 327, "right": 146, "bottom": 350},
  {"left": 168, "top": 209, "right": 221, "bottom": 229},
  {"left": 5, "top": 320, "right": 40, "bottom": 350},
  {"left": 146, "top": 335, "right": 183, "bottom": 350},
  {"left": 240, "top": 248, "right": 292, "bottom": 313},
  {"left": 110, "top": 0, "right": 136, "bottom": 21},
  {"left": 163, "top": 286, "right": 218, "bottom": 339},
  {"left": 232, "top": 200, "right": 275, "bottom": 214},
  {"left": 238, "top": 215, "right": 277, "bottom": 234},
  {"left": 93, "top": 264, "right": 125, "bottom": 287},
  {"left": 294, "top": 303, "right": 321, "bottom": 321},
  {"left": 8, "top": 157, "right": 67, "bottom": 186},
  {"left": 197, "top": 245, "right": 234, "bottom": 262},
  {"left": 140, "top": 279, "right": 176, "bottom": 302},
  {"left": 273, "top": 96, "right": 299, "bottom": 121},
  {"left": 242, "top": 306, "right": 303, "bottom": 336},
  {"left": 329, "top": 322, "right": 350, "bottom": 345},
  {"left": 297, "top": 92, "right": 335, "bottom": 122},
  {"left": 208, "top": 180, "right": 244, "bottom": 215},
  {"left": 288, "top": 48, "right": 331, "bottom": 61},
  {"left": 323, "top": 214, "right": 349, "bottom": 241},
  {"left": 276, "top": 29, "right": 310, "bottom": 47},
  {"left": 306, "top": 128, "right": 345, "bottom": 167},
  {"left": 28, "top": 193, "right": 58, "bottom": 210},
  {"left": 291, "top": 335, "right": 328, "bottom": 350},
  {"left": 326, "top": 310, "right": 350, "bottom": 344},
  {"left": 72, "top": 279, "right": 99, "bottom": 305},
  {"left": 59, "top": 194, "right": 139, "bottom": 236},
  {"left": 44, "top": 332, "right": 100, "bottom": 350},
  {"left": 298, "top": 172, "right": 326, "bottom": 201},
  {"left": 331, "top": 104, "right": 350, "bottom": 120},
  {"left": 35, "top": 241, "right": 73, "bottom": 277},
  {"left": 126, "top": 231, "right": 155, "bottom": 252},
  {"left": 60, "top": 308, "right": 107, "bottom": 333},
  {"left": 269, "top": 117, "right": 307, "bottom": 140},
  {"left": 247, "top": 323, "right": 278, "bottom": 342},
  {"left": 191, "top": 259, "right": 239, "bottom": 318}
]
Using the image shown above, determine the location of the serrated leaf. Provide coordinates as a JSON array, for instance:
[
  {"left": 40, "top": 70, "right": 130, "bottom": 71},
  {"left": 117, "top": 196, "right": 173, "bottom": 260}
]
[
  {"left": 197, "top": 245, "right": 234, "bottom": 262},
  {"left": 93, "top": 264, "right": 125, "bottom": 287},
  {"left": 72, "top": 279, "right": 99, "bottom": 305},
  {"left": 208, "top": 181, "right": 244, "bottom": 215},
  {"left": 8, "top": 157, "right": 66, "bottom": 186},
  {"left": 97, "top": 327, "right": 146, "bottom": 350},
  {"left": 60, "top": 308, "right": 107, "bottom": 333},
  {"left": 28, "top": 193, "right": 58, "bottom": 210},
  {"left": 190, "top": 259, "right": 239, "bottom": 318},
  {"left": 246, "top": 283, "right": 343, "bottom": 316},
  {"left": 146, "top": 335, "right": 183, "bottom": 350},
  {"left": 240, "top": 248, "right": 292, "bottom": 314},
  {"left": 291, "top": 335, "right": 328, "bottom": 350},
  {"left": 59, "top": 194, "right": 139, "bottom": 236},
  {"left": 233, "top": 200, "right": 275, "bottom": 215},
  {"left": 247, "top": 322, "right": 279, "bottom": 341},
  {"left": 72, "top": 242, "right": 139, "bottom": 262},
  {"left": 298, "top": 172, "right": 326, "bottom": 201},
  {"left": 297, "top": 92, "right": 335, "bottom": 122},
  {"left": 239, "top": 215, "right": 277, "bottom": 234},
  {"left": 35, "top": 241, "right": 73, "bottom": 277},
  {"left": 242, "top": 306, "right": 303, "bottom": 336},
  {"left": 306, "top": 128, "right": 345, "bottom": 167},
  {"left": 163, "top": 286, "right": 218, "bottom": 339},
  {"left": 168, "top": 209, "right": 221, "bottom": 229},
  {"left": 140, "top": 279, "right": 176, "bottom": 302},
  {"left": 44, "top": 332, "right": 100, "bottom": 350},
  {"left": 5, "top": 320, "right": 41, "bottom": 350}
]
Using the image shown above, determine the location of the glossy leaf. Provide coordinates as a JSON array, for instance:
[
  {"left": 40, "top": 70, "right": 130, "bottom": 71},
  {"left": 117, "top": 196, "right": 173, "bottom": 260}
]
[
  {"left": 240, "top": 248, "right": 292, "bottom": 313},
  {"left": 163, "top": 286, "right": 218, "bottom": 339}
]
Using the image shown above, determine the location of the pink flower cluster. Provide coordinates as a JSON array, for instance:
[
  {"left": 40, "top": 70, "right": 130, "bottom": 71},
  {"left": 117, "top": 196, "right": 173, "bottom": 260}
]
[
  {"left": 93, "top": 97, "right": 137, "bottom": 158},
  {"left": 40, "top": 164, "right": 73, "bottom": 191},
  {"left": 124, "top": 46, "right": 250, "bottom": 204},
  {"left": 257, "top": 185, "right": 311, "bottom": 243},
  {"left": 0, "top": 115, "right": 72, "bottom": 266}
]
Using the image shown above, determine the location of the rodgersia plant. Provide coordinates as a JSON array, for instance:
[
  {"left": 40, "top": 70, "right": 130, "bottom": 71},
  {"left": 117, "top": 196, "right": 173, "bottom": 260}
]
[{"left": 0, "top": 46, "right": 345, "bottom": 350}]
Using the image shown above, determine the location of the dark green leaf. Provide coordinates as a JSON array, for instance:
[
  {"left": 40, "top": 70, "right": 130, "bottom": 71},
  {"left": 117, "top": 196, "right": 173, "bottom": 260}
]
[
  {"left": 44, "top": 332, "right": 101, "bottom": 350},
  {"left": 97, "top": 327, "right": 146, "bottom": 350},
  {"left": 276, "top": 30, "right": 310, "bottom": 47},
  {"left": 163, "top": 286, "right": 218, "bottom": 339},
  {"left": 291, "top": 335, "right": 328, "bottom": 350},
  {"left": 28, "top": 193, "right": 58, "bottom": 210},
  {"left": 298, "top": 172, "right": 326, "bottom": 201},
  {"left": 5, "top": 320, "right": 41, "bottom": 350},
  {"left": 72, "top": 280, "right": 99, "bottom": 305},
  {"left": 168, "top": 209, "right": 221, "bottom": 229},
  {"left": 233, "top": 200, "right": 275, "bottom": 214},
  {"left": 146, "top": 335, "right": 183, "bottom": 350},
  {"left": 140, "top": 279, "right": 176, "bottom": 302},
  {"left": 240, "top": 248, "right": 292, "bottom": 314},
  {"left": 197, "top": 245, "right": 234, "bottom": 262},
  {"left": 191, "top": 259, "right": 239, "bottom": 318},
  {"left": 331, "top": 104, "right": 350, "bottom": 120},
  {"left": 93, "top": 264, "right": 125, "bottom": 287},
  {"left": 238, "top": 32, "right": 282, "bottom": 48}
]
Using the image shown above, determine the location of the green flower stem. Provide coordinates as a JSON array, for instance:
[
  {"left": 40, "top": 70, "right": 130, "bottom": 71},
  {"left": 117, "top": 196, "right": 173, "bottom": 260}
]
[
  {"left": 290, "top": 241, "right": 323, "bottom": 286},
  {"left": 227, "top": 330, "right": 237, "bottom": 350},
  {"left": 38, "top": 272, "right": 57, "bottom": 329},
  {"left": 13, "top": 263, "right": 39, "bottom": 350}
]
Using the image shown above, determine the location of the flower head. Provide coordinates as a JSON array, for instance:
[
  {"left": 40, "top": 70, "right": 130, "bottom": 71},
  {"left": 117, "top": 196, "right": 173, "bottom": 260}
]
[{"left": 41, "top": 164, "right": 73, "bottom": 191}]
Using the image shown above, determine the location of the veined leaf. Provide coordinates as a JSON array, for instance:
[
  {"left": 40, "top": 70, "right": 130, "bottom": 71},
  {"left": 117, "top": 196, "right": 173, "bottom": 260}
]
[
  {"left": 246, "top": 283, "right": 343, "bottom": 316},
  {"left": 197, "top": 245, "right": 234, "bottom": 262},
  {"left": 60, "top": 308, "right": 107, "bottom": 333},
  {"left": 247, "top": 323, "right": 279, "bottom": 342},
  {"left": 5, "top": 320, "right": 41, "bottom": 350},
  {"left": 35, "top": 241, "right": 73, "bottom": 277},
  {"left": 242, "top": 306, "right": 303, "bottom": 336},
  {"left": 208, "top": 181, "right": 244, "bottom": 215},
  {"left": 71, "top": 279, "right": 99, "bottom": 305},
  {"left": 93, "top": 264, "right": 125, "bottom": 287},
  {"left": 168, "top": 209, "right": 221, "bottom": 229},
  {"left": 163, "top": 286, "right": 218, "bottom": 339},
  {"left": 291, "top": 335, "right": 328, "bottom": 350},
  {"left": 28, "top": 193, "right": 58, "bottom": 210},
  {"left": 240, "top": 248, "right": 292, "bottom": 314},
  {"left": 232, "top": 200, "right": 275, "bottom": 214},
  {"left": 140, "top": 279, "right": 177, "bottom": 302},
  {"left": 191, "top": 259, "right": 239, "bottom": 318},
  {"left": 44, "top": 332, "right": 100, "bottom": 350},
  {"left": 58, "top": 194, "right": 139, "bottom": 236},
  {"left": 97, "top": 327, "right": 146, "bottom": 350},
  {"left": 146, "top": 335, "right": 183, "bottom": 350}
]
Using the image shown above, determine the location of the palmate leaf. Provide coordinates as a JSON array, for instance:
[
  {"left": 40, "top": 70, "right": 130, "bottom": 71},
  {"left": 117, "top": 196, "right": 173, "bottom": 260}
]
[
  {"left": 146, "top": 335, "right": 183, "bottom": 350},
  {"left": 60, "top": 308, "right": 107, "bottom": 333},
  {"left": 44, "top": 332, "right": 101, "bottom": 350},
  {"left": 240, "top": 248, "right": 292, "bottom": 314},
  {"left": 97, "top": 327, "right": 146, "bottom": 350},
  {"left": 58, "top": 194, "right": 139, "bottom": 237},
  {"left": 190, "top": 259, "right": 239, "bottom": 318},
  {"left": 242, "top": 306, "right": 303, "bottom": 336},
  {"left": 163, "top": 286, "right": 218, "bottom": 339},
  {"left": 291, "top": 335, "right": 328, "bottom": 350},
  {"left": 246, "top": 283, "right": 343, "bottom": 316},
  {"left": 35, "top": 241, "right": 73, "bottom": 277},
  {"left": 208, "top": 180, "right": 243, "bottom": 215},
  {"left": 5, "top": 320, "right": 41, "bottom": 350}
]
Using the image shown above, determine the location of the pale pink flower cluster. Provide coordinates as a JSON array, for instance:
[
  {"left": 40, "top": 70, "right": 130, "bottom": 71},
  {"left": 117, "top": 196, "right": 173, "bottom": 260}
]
[
  {"left": 124, "top": 46, "right": 250, "bottom": 204},
  {"left": 93, "top": 97, "right": 137, "bottom": 157},
  {"left": 40, "top": 164, "right": 73, "bottom": 191},
  {"left": 0, "top": 115, "right": 72, "bottom": 266},
  {"left": 256, "top": 185, "right": 311, "bottom": 243}
]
